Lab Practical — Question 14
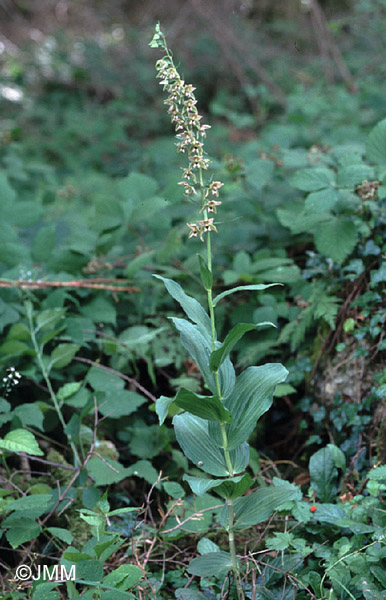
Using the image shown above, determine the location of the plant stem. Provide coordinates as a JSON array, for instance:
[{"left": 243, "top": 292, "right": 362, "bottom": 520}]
[
  {"left": 203, "top": 204, "right": 245, "bottom": 600},
  {"left": 26, "top": 302, "right": 81, "bottom": 466}
]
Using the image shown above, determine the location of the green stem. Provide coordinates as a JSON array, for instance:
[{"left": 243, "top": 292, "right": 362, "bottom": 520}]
[
  {"left": 202, "top": 189, "right": 244, "bottom": 600},
  {"left": 26, "top": 302, "right": 81, "bottom": 466}
]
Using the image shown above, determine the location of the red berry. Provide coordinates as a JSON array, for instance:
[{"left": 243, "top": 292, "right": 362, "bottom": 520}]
[{"left": 310, "top": 505, "right": 317, "bottom": 512}]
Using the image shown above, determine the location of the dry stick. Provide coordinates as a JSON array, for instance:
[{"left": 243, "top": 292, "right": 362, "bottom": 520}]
[
  {"left": 308, "top": 1, "right": 334, "bottom": 85},
  {"left": 309, "top": 0, "right": 358, "bottom": 92},
  {"left": 0, "top": 278, "right": 140, "bottom": 293},
  {"left": 190, "top": 0, "right": 287, "bottom": 108},
  {"left": 73, "top": 356, "right": 157, "bottom": 403}
]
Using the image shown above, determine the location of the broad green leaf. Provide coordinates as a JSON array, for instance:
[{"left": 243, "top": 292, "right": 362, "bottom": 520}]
[
  {"left": 336, "top": 164, "right": 374, "bottom": 187},
  {"left": 154, "top": 275, "right": 211, "bottom": 337},
  {"left": 57, "top": 382, "right": 83, "bottom": 401},
  {"left": 163, "top": 481, "right": 185, "bottom": 498},
  {"left": 97, "top": 390, "right": 146, "bottom": 419},
  {"left": 175, "top": 589, "right": 207, "bottom": 599},
  {"left": 245, "top": 158, "right": 274, "bottom": 191},
  {"left": 49, "top": 343, "right": 80, "bottom": 369},
  {"left": 197, "top": 254, "right": 213, "bottom": 290},
  {"left": 155, "top": 395, "right": 175, "bottom": 425},
  {"left": 184, "top": 473, "right": 253, "bottom": 499},
  {"left": 13, "top": 403, "right": 44, "bottom": 430},
  {"left": 6, "top": 493, "right": 54, "bottom": 515},
  {"left": 305, "top": 188, "right": 339, "bottom": 213},
  {"left": 368, "top": 465, "right": 386, "bottom": 480},
  {"left": 209, "top": 364, "right": 288, "bottom": 451},
  {"left": 314, "top": 216, "right": 358, "bottom": 264},
  {"left": 366, "top": 118, "right": 386, "bottom": 164},
  {"left": 46, "top": 527, "right": 74, "bottom": 544},
  {"left": 290, "top": 168, "right": 335, "bottom": 191},
  {"left": 126, "top": 459, "right": 160, "bottom": 485},
  {"left": 309, "top": 446, "right": 339, "bottom": 502},
  {"left": 225, "top": 484, "right": 300, "bottom": 530},
  {"left": 212, "top": 283, "right": 279, "bottom": 307},
  {"left": 5, "top": 519, "right": 41, "bottom": 548},
  {"left": 187, "top": 551, "right": 234, "bottom": 577},
  {"left": 197, "top": 537, "right": 220, "bottom": 554},
  {"left": 107, "top": 507, "right": 140, "bottom": 517},
  {"left": 75, "top": 559, "right": 104, "bottom": 582},
  {"left": 0, "top": 429, "right": 44, "bottom": 456},
  {"left": 36, "top": 308, "right": 66, "bottom": 332},
  {"left": 209, "top": 323, "right": 259, "bottom": 373},
  {"left": 32, "top": 225, "right": 56, "bottom": 262},
  {"left": 81, "top": 297, "right": 116, "bottom": 325},
  {"left": 102, "top": 564, "right": 143, "bottom": 590},
  {"left": 86, "top": 457, "right": 128, "bottom": 486},
  {"left": 174, "top": 388, "right": 233, "bottom": 423},
  {"left": 173, "top": 413, "right": 229, "bottom": 476},
  {"left": 171, "top": 318, "right": 235, "bottom": 399}
]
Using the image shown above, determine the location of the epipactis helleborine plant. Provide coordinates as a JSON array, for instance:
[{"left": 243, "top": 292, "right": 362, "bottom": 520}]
[{"left": 150, "top": 24, "right": 300, "bottom": 600}]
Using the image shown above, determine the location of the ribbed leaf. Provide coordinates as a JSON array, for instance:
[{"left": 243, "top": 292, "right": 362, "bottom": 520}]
[
  {"left": 221, "top": 484, "right": 300, "bottom": 530},
  {"left": 209, "top": 323, "right": 275, "bottom": 373},
  {"left": 173, "top": 413, "right": 249, "bottom": 476},
  {"left": 183, "top": 473, "right": 252, "bottom": 499},
  {"left": 187, "top": 551, "right": 234, "bottom": 577},
  {"left": 197, "top": 254, "right": 213, "bottom": 291},
  {"left": 153, "top": 275, "right": 211, "bottom": 337},
  {"left": 173, "top": 413, "right": 229, "bottom": 476},
  {"left": 174, "top": 388, "right": 233, "bottom": 423},
  {"left": 171, "top": 318, "right": 235, "bottom": 399},
  {"left": 212, "top": 284, "right": 279, "bottom": 307},
  {"left": 209, "top": 364, "right": 288, "bottom": 451}
]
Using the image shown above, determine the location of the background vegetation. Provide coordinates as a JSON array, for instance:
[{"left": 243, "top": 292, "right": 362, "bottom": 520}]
[{"left": 0, "top": 0, "right": 385, "bottom": 598}]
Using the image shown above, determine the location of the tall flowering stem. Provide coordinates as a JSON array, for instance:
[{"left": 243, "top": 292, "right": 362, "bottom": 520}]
[{"left": 150, "top": 24, "right": 245, "bottom": 600}]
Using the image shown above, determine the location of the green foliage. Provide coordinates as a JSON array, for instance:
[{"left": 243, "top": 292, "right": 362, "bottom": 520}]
[{"left": 0, "top": 4, "right": 385, "bottom": 598}]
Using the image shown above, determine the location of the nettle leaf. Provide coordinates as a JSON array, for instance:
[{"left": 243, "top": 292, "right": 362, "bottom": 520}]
[
  {"left": 245, "top": 158, "right": 274, "bottom": 191},
  {"left": 171, "top": 318, "right": 235, "bottom": 399},
  {"left": 209, "top": 364, "right": 288, "bottom": 451},
  {"left": 174, "top": 388, "right": 233, "bottom": 423},
  {"left": 314, "top": 216, "right": 359, "bottom": 265},
  {"left": 0, "top": 429, "right": 43, "bottom": 456},
  {"left": 290, "top": 168, "right": 335, "bottom": 191},
  {"left": 187, "top": 551, "right": 235, "bottom": 577},
  {"left": 305, "top": 188, "right": 339, "bottom": 214},
  {"left": 154, "top": 275, "right": 211, "bottom": 337},
  {"left": 183, "top": 473, "right": 253, "bottom": 499},
  {"left": 223, "top": 484, "right": 300, "bottom": 530},
  {"left": 336, "top": 164, "right": 374, "bottom": 187},
  {"left": 368, "top": 465, "right": 386, "bottom": 480},
  {"left": 366, "top": 118, "right": 386, "bottom": 164},
  {"left": 209, "top": 323, "right": 275, "bottom": 373},
  {"left": 5, "top": 519, "right": 41, "bottom": 549},
  {"left": 212, "top": 284, "right": 279, "bottom": 307}
]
